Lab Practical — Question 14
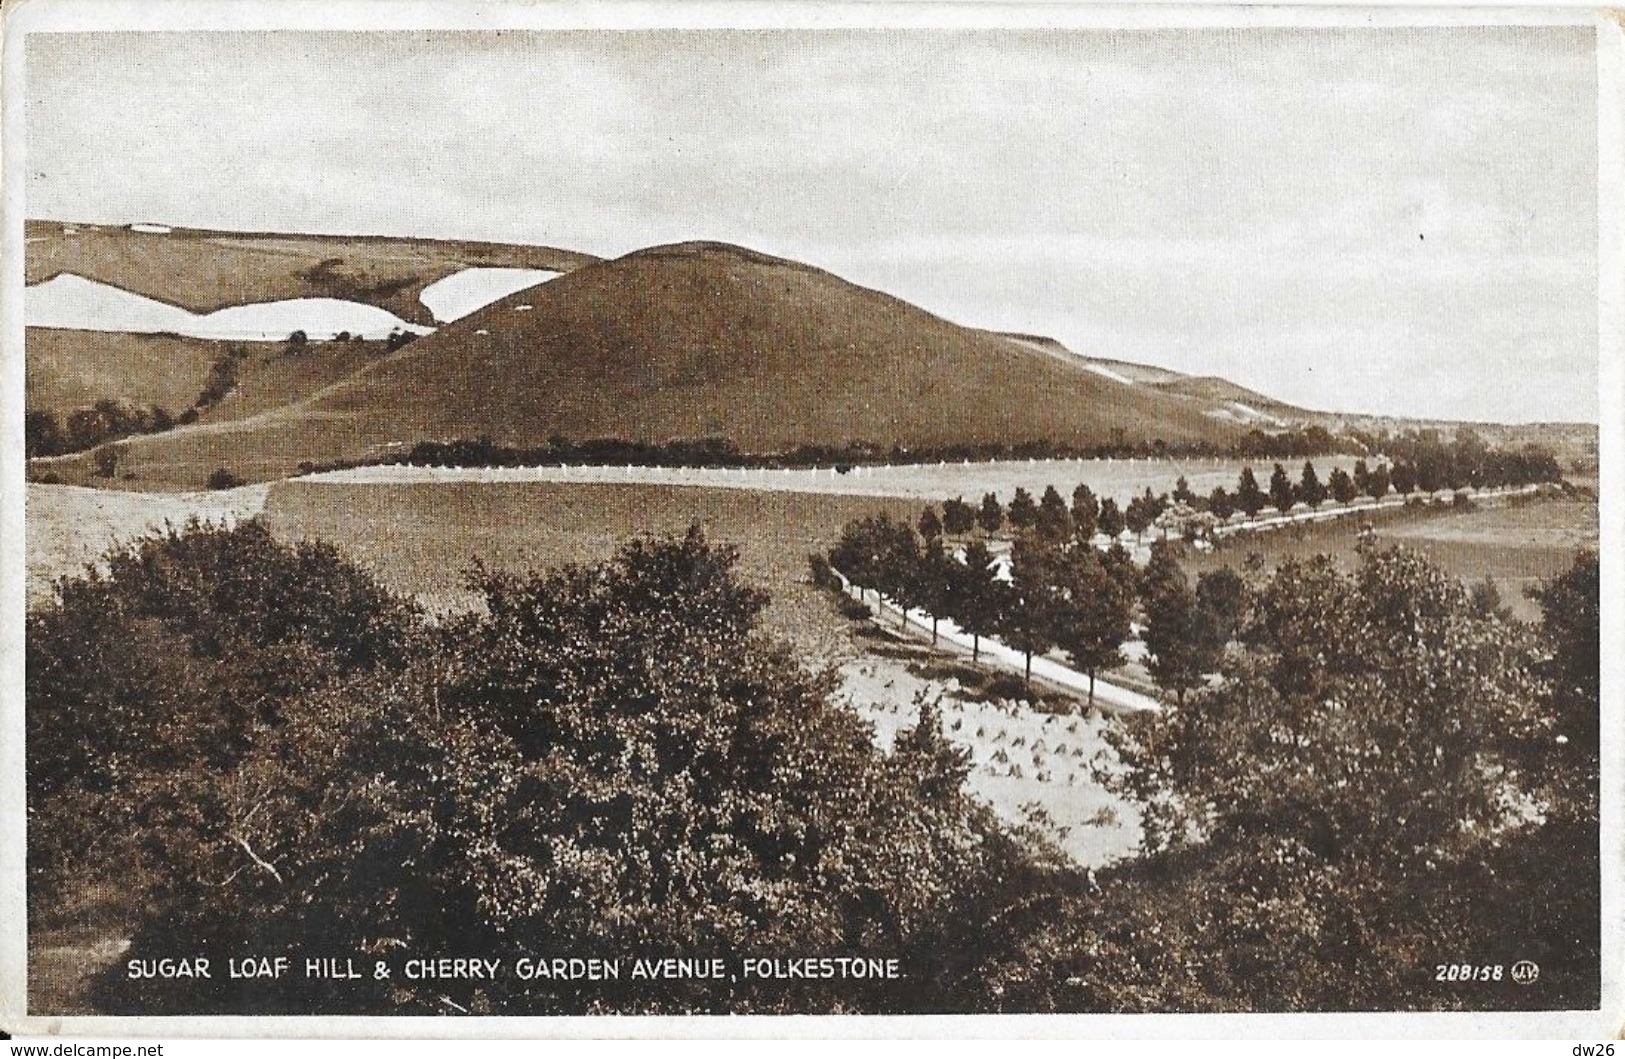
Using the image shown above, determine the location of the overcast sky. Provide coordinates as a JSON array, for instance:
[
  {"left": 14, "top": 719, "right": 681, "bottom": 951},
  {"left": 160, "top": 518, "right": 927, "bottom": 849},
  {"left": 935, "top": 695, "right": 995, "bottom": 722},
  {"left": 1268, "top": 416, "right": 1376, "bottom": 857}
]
[{"left": 25, "top": 26, "right": 1599, "bottom": 423}]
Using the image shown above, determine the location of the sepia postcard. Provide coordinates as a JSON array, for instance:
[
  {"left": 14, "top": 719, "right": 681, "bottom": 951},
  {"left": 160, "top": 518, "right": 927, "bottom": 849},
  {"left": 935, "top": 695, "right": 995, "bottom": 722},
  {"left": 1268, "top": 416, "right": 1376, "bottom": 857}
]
[{"left": 0, "top": 0, "right": 1619, "bottom": 1040}]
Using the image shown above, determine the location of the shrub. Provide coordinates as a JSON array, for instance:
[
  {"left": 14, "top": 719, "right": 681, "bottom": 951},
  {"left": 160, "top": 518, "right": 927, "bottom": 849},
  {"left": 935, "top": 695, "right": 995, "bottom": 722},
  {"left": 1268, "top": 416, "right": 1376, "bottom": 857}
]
[
  {"left": 91, "top": 444, "right": 121, "bottom": 478},
  {"left": 27, "top": 521, "right": 421, "bottom": 924},
  {"left": 206, "top": 468, "right": 245, "bottom": 490},
  {"left": 53, "top": 525, "right": 1071, "bottom": 1015}
]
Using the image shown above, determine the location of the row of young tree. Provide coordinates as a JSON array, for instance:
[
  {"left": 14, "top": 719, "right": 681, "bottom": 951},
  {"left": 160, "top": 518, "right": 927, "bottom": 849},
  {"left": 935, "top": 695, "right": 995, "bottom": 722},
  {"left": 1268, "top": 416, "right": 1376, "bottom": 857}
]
[
  {"left": 1351, "top": 426, "right": 1565, "bottom": 490},
  {"left": 826, "top": 512, "right": 1242, "bottom": 705},
  {"left": 922, "top": 450, "right": 1561, "bottom": 550},
  {"left": 28, "top": 520, "right": 1598, "bottom": 1013}
]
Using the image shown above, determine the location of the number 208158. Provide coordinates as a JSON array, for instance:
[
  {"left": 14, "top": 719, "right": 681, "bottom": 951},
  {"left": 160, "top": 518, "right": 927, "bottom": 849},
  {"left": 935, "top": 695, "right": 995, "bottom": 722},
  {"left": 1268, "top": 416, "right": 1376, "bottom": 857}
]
[{"left": 1435, "top": 963, "right": 1504, "bottom": 982}]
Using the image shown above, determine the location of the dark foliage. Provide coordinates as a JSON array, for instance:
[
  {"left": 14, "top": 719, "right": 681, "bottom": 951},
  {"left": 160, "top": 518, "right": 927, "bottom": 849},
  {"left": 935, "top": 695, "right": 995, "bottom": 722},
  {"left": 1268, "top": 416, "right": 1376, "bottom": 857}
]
[{"left": 40, "top": 523, "right": 1079, "bottom": 1015}]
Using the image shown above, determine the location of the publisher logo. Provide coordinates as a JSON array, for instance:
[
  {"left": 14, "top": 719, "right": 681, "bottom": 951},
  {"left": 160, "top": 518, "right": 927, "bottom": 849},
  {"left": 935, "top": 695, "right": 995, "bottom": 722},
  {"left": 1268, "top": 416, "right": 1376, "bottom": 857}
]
[{"left": 1510, "top": 960, "right": 1540, "bottom": 985}]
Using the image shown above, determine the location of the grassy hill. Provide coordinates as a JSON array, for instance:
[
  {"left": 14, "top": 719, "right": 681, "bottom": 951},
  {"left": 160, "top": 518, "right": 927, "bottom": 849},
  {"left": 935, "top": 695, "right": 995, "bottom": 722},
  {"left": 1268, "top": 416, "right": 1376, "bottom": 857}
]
[
  {"left": 25, "top": 220, "right": 599, "bottom": 327},
  {"left": 85, "top": 242, "right": 1242, "bottom": 486},
  {"left": 26, "top": 329, "right": 224, "bottom": 418},
  {"left": 1145, "top": 374, "right": 1309, "bottom": 421}
]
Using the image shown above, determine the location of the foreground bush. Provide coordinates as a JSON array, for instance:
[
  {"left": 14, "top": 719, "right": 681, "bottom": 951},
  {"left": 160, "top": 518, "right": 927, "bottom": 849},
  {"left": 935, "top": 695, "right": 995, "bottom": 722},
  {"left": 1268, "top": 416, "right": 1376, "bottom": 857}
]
[
  {"left": 34, "top": 523, "right": 1073, "bottom": 1014},
  {"left": 29, "top": 523, "right": 1598, "bottom": 1014},
  {"left": 27, "top": 521, "right": 420, "bottom": 924},
  {"left": 1075, "top": 545, "right": 1600, "bottom": 1011}
]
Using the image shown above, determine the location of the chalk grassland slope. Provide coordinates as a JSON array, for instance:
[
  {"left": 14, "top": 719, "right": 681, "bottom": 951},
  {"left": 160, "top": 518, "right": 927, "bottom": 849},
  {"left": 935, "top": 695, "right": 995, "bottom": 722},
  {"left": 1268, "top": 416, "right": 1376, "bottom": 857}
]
[
  {"left": 995, "top": 331, "right": 1310, "bottom": 421},
  {"left": 26, "top": 329, "right": 400, "bottom": 425},
  {"left": 1145, "top": 374, "right": 1308, "bottom": 420},
  {"left": 25, "top": 220, "right": 600, "bottom": 327},
  {"left": 103, "top": 242, "right": 1243, "bottom": 486},
  {"left": 26, "top": 328, "right": 222, "bottom": 417}
]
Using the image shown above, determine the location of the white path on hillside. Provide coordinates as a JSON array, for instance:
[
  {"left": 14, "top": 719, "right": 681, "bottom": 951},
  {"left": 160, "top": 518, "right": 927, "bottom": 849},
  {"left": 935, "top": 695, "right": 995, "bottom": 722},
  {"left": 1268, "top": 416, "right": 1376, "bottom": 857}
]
[
  {"left": 830, "top": 567, "right": 1162, "bottom": 715},
  {"left": 310, "top": 460, "right": 1541, "bottom": 538}
]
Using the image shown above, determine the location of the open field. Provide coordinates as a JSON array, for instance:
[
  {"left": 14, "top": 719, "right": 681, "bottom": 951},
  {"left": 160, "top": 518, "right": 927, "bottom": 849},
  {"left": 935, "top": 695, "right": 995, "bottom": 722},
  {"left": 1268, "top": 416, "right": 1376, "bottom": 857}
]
[
  {"left": 259, "top": 479, "right": 921, "bottom": 656},
  {"left": 841, "top": 649, "right": 1142, "bottom": 868},
  {"left": 1189, "top": 493, "right": 1597, "bottom": 620},
  {"left": 26, "top": 482, "right": 270, "bottom": 607},
  {"left": 314, "top": 454, "right": 1367, "bottom": 507}
]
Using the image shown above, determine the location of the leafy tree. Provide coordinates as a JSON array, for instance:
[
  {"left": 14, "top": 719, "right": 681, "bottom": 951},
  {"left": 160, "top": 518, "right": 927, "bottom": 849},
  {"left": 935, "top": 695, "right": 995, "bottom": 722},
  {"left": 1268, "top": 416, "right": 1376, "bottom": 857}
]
[
  {"left": 83, "top": 527, "right": 1056, "bottom": 1015},
  {"left": 1352, "top": 459, "right": 1371, "bottom": 497},
  {"left": 830, "top": 513, "right": 916, "bottom": 610},
  {"left": 1036, "top": 485, "right": 1071, "bottom": 541},
  {"left": 1469, "top": 576, "right": 1510, "bottom": 621},
  {"left": 1207, "top": 486, "right": 1235, "bottom": 522},
  {"left": 1235, "top": 466, "right": 1266, "bottom": 518},
  {"left": 26, "top": 409, "right": 63, "bottom": 458},
  {"left": 1171, "top": 476, "right": 1195, "bottom": 506},
  {"left": 92, "top": 444, "right": 121, "bottom": 478},
  {"left": 916, "top": 536, "right": 953, "bottom": 644},
  {"left": 978, "top": 492, "right": 1005, "bottom": 535},
  {"left": 1268, "top": 463, "right": 1295, "bottom": 513},
  {"left": 1390, "top": 461, "right": 1417, "bottom": 495},
  {"left": 1002, "top": 536, "right": 1062, "bottom": 686},
  {"left": 941, "top": 496, "right": 976, "bottom": 536},
  {"left": 1052, "top": 547, "right": 1132, "bottom": 707},
  {"left": 1328, "top": 466, "right": 1356, "bottom": 505},
  {"left": 1139, "top": 544, "right": 1223, "bottom": 705},
  {"left": 27, "top": 521, "right": 419, "bottom": 920},
  {"left": 1097, "top": 497, "right": 1126, "bottom": 540},
  {"left": 949, "top": 540, "right": 1005, "bottom": 660},
  {"left": 1194, "top": 567, "right": 1247, "bottom": 646},
  {"left": 1124, "top": 496, "right": 1154, "bottom": 541},
  {"left": 1529, "top": 551, "right": 1599, "bottom": 760},
  {"left": 1070, "top": 483, "right": 1099, "bottom": 542},
  {"left": 876, "top": 520, "right": 923, "bottom": 628},
  {"left": 1367, "top": 462, "right": 1391, "bottom": 499},
  {"left": 918, "top": 504, "right": 943, "bottom": 542},
  {"left": 1098, "top": 543, "right": 1580, "bottom": 1009},
  {"left": 1099, "top": 540, "right": 1139, "bottom": 599},
  {"left": 1008, "top": 487, "right": 1038, "bottom": 531},
  {"left": 1298, "top": 460, "right": 1327, "bottom": 509}
]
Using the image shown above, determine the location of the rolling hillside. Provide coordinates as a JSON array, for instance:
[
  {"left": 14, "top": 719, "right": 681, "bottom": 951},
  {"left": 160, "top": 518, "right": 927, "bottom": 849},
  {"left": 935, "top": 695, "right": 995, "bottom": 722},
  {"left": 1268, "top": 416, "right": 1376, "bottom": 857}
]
[
  {"left": 90, "top": 242, "right": 1244, "bottom": 485},
  {"left": 995, "top": 332, "right": 1310, "bottom": 423},
  {"left": 26, "top": 328, "right": 224, "bottom": 418},
  {"left": 25, "top": 220, "right": 599, "bottom": 328}
]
